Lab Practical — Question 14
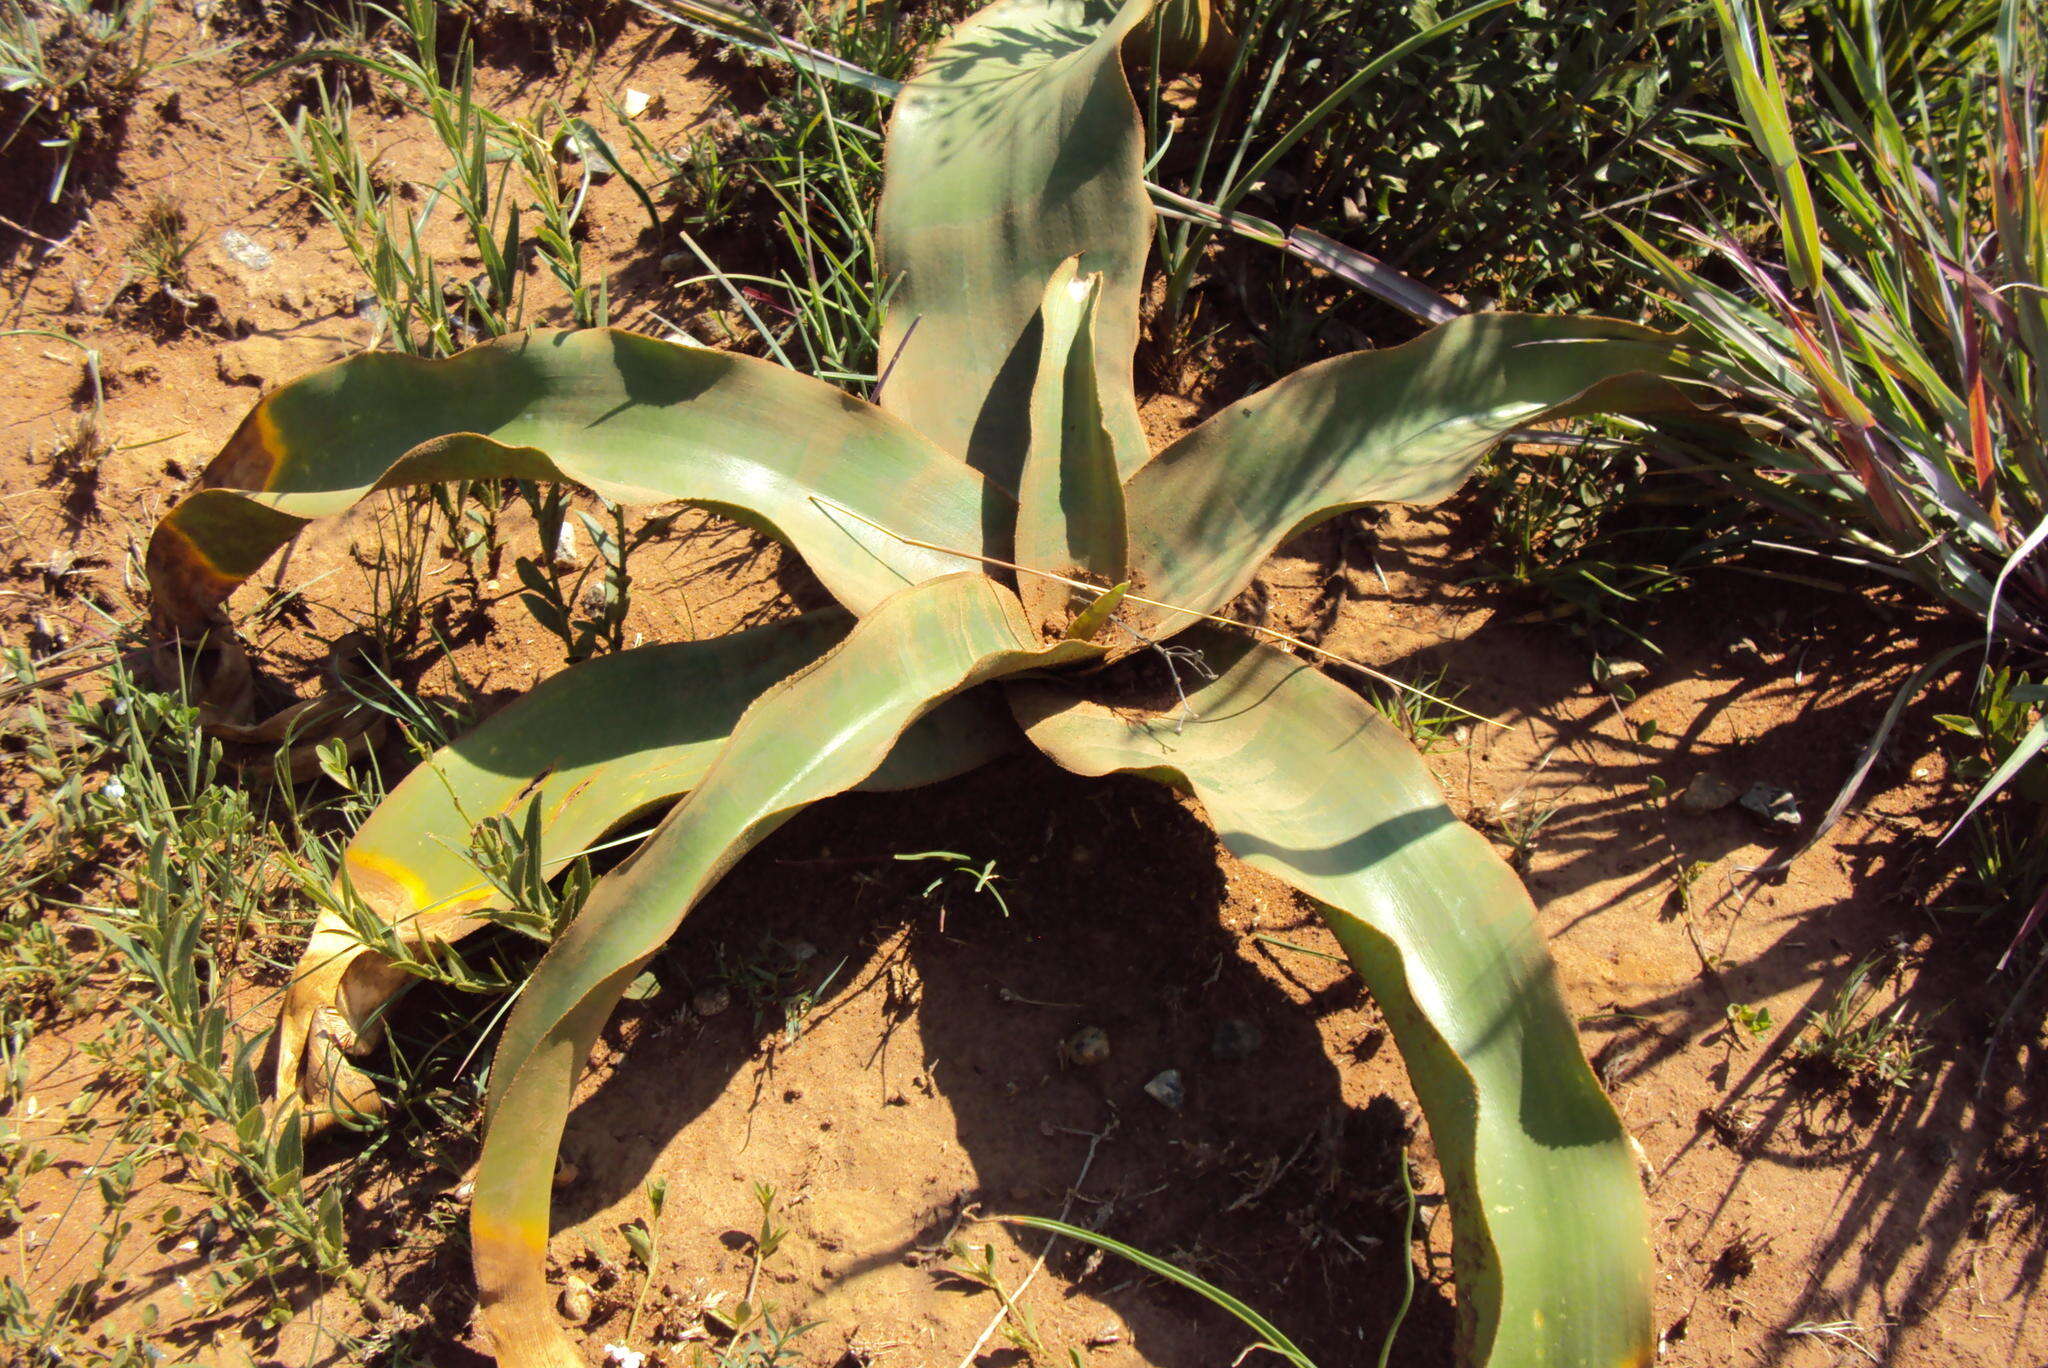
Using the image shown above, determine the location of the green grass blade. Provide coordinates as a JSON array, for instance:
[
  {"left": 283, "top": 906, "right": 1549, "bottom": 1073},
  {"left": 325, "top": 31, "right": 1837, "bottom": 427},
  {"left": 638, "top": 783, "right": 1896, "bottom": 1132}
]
[
  {"left": 877, "top": 0, "right": 1154, "bottom": 488},
  {"left": 1713, "top": 0, "right": 1827, "bottom": 294},
  {"left": 1120, "top": 314, "right": 1692, "bottom": 637},
  {"left": 1212, "top": 0, "right": 1519, "bottom": 224},
  {"left": 1014, "top": 634, "right": 1653, "bottom": 1368},
  {"left": 470, "top": 575, "right": 1098, "bottom": 1367},
  {"left": 1004, "top": 1216, "right": 1315, "bottom": 1366},
  {"left": 148, "top": 329, "right": 1000, "bottom": 632}
]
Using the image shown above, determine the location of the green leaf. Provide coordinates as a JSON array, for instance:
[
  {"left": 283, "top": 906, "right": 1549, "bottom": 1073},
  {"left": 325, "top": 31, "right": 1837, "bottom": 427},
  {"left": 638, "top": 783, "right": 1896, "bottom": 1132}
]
[
  {"left": 469, "top": 575, "right": 1097, "bottom": 1366},
  {"left": 277, "top": 613, "right": 1022, "bottom": 1128},
  {"left": 1712, "top": 0, "right": 1826, "bottom": 294},
  {"left": 1013, "top": 631, "right": 1652, "bottom": 1368},
  {"left": 1132, "top": 0, "right": 1220, "bottom": 69},
  {"left": 1004, "top": 1216, "right": 1314, "bottom": 1366},
  {"left": 1064, "top": 581, "right": 1130, "bottom": 642},
  {"left": 1120, "top": 314, "right": 1690, "bottom": 637},
  {"left": 1016, "top": 258, "right": 1130, "bottom": 635},
  {"left": 877, "top": 0, "right": 1153, "bottom": 488},
  {"left": 148, "top": 329, "right": 998, "bottom": 633},
  {"left": 1945, "top": 712, "right": 2048, "bottom": 841},
  {"left": 277, "top": 612, "right": 846, "bottom": 1122}
]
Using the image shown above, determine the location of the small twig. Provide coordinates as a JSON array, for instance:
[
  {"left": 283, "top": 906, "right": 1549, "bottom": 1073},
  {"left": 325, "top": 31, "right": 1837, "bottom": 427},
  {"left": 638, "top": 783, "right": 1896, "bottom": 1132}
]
[
  {"left": 954, "top": 1117, "right": 1117, "bottom": 1368},
  {"left": 997, "top": 986, "right": 1081, "bottom": 1009},
  {"left": 0, "top": 213, "right": 73, "bottom": 251},
  {"left": 1110, "top": 616, "right": 1216, "bottom": 731}
]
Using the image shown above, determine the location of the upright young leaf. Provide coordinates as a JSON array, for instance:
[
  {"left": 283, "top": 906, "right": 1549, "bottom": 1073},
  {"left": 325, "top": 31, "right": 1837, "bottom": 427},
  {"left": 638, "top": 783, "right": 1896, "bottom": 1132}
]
[
  {"left": 1119, "top": 314, "right": 1690, "bottom": 638},
  {"left": 1015, "top": 258, "right": 1130, "bottom": 635},
  {"left": 878, "top": 0, "right": 1153, "bottom": 489},
  {"left": 148, "top": 329, "right": 998, "bottom": 634},
  {"left": 1014, "top": 634, "right": 1653, "bottom": 1368},
  {"left": 470, "top": 575, "right": 1098, "bottom": 1368}
]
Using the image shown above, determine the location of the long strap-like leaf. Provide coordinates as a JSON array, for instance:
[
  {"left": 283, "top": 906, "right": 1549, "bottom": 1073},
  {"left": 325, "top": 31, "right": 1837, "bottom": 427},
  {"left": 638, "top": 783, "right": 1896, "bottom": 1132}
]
[
  {"left": 1013, "top": 634, "right": 1653, "bottom": 1368},
  {"left": 878, "top": 0, "right": 1154, "bottom": 489},
  {"left": 279, "top": 614, "right": 848, "bottom": 1125},
  {"left": 148, "top": 329, "right": 998, "bottom": 632},
  {"left": 1118, "top": 314, "right": 1693, "bottom": 639},
  {"left": 470, "top": 574, "right": 1097, "bottom": 1368},
  {"left": 284, "top": 615, "right": 1028, "bottom": 1131}
]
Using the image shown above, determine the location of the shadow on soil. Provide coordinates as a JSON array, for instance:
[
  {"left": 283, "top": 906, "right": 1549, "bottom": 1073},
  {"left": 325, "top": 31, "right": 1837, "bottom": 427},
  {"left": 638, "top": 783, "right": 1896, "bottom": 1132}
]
[{"left": 380, "top": 756, "right": 1457, "bottom": 1367}]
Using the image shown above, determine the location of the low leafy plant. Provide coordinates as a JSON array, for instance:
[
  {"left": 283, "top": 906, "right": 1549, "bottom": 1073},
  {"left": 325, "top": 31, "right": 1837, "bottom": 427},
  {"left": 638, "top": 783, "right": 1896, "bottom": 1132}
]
[
  {"left": 144, "top": 1, "right": 1694, "bottom": 1365},
  {"left": 1625, "top": 0, "right": 2046, "bottom": 955},
  {"left": 0, "top": 0, "right": 200, "bottom": 204},
  {"left": 1631, "top": 0, "right": 2042, "bottom": 639},
  {"left": 125, "top": 193, "right": 197, "bottom": 288},
  {"left": 1790, "top": 953, "right": 1926, "bottom": 1091}
]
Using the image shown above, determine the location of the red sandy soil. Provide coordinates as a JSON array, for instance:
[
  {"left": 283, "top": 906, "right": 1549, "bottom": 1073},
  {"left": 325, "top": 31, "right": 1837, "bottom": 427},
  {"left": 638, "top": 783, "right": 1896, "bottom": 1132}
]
[{"left": 0, "top": 5, "right": 2041, "bottom": 1366}]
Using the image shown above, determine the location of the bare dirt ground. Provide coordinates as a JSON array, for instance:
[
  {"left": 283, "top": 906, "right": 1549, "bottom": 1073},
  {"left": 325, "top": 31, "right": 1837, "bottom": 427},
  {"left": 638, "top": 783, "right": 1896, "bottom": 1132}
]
[{"left": 1, "top": 5, "right": 2043, "bottom": 1366}]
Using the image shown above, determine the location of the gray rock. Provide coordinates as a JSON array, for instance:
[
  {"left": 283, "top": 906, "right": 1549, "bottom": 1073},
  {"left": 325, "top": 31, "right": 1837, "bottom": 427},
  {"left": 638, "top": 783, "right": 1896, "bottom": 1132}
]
[
  {"left": 1739, "top": 782, "right": 1801, "bottom": 830},
  {"left": 220, "top": 229, "right": 272, "bottom": 272},
  {"left": 1211, "top": 1018, "right": 1263, "bottom": 1062},
  {"left": 1144, "top": 1069, "right": 1185, "bottom": 1110},
  {"left": 691, "top": 983, "right": 732, "bottom": 1018},
  {"left": 1678, "top": 773, "right": 1740, "bottom": 814}
]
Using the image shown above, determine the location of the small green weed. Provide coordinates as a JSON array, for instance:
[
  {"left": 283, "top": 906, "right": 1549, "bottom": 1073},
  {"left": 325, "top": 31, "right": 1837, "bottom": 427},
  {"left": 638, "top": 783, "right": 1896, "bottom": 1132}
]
[
  {"left": 897, "top": 848, "right": 1011, "bottom": 918},
  {"left": 1364, "top": 664, "right": 1469, "bottom": 752},
  {"left": 516, "top": 501, "right": 656, "bottom": 663},
  {"left": 124, "top": 194, "right": 196, "bottom": 288},
  {"left": 622, "top": 1178, "right": 667, "bottom": 1342},
  {"left": 1724, "top": 1001, "right": 1774, "bottom": 1044},
  {"left": 1670, "top": 857, "right": 1708, "bottom": 914},
  {"left": 1791, "top": 955, "right": 1925, "bottom": 1092},
  {"left": 1484, "top": 797, "right": 1563, "bottom": 873},
  {"left": 944, "top": 1238, "right": 1059, "bottom": 1362}
]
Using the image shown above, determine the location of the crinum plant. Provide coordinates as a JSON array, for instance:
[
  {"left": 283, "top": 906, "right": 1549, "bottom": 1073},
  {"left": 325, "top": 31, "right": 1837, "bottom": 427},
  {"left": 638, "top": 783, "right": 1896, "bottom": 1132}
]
[{"left": 146, "top": 1, "right": 1688, "bottom": 1364}]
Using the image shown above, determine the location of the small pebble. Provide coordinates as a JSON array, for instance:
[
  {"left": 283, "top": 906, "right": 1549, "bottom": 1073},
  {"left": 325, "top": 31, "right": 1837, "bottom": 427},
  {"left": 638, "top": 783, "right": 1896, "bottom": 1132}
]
[
  {"left": 559, "top": 1276, "right": 594, "bottom": 1325},
  {"left": 784, "top": 939, "right": 818, "bottom": 964},
  {"left": 692, "top": 983, "right": 732, "bottom": 1018},
  {"left": 1144, "top": 1069, "right": 1185, "bottom": 1110},
  {"left": 219, "top": 228, "right": 272, "bottom": 271},
  {"left": 1739, "top": 781, "right": 1801, "bottom": 831},
  {"left": 1211, "top": 1018, "right": 1263, "bottom": 1062},
  {"left": 1677, "top": 772, "right": 1739, "bottom": 815},
  {"left": 549, "top": 518, "right": 580, "bottom": 571},
  {"left": 553, "top": 1157, "right": 580, "bottom": 1188},
  {"left": 1602, "top": 657, "right": 1650, "bottom": 683},
  {"left": 1064, "top": 1026, "right": 1110, "bottom": 1067}
]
